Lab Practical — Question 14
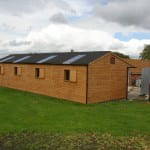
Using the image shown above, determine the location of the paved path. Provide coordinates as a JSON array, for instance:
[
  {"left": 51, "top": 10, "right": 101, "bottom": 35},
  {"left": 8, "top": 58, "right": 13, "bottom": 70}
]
[{"left": 128, "top": 86, "right": 141, "bottom": 100}]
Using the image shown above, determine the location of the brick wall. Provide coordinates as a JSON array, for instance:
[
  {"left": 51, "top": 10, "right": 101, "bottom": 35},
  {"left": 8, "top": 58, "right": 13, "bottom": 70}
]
[
  {"left": 123, "top": 59, "right": 150, "bottom": 86},
  {"left": 123, "top": 59, "right": 150, "bottom": 74}
]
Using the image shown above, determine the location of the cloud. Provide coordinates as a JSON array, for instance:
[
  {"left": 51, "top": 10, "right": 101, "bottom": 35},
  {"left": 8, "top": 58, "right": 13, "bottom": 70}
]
[
  {"left": 0, "top": 0, "right": 75, "bottom": 16},
  {"left": 94, "top": 0, "right": 150, "bottom": 30},
  {"left": 0, "top": 24, "right": 150, "bottom": 58},
  {"left": 8, "top": 40, "right": 31, "bottom": 47},
  {"left": 49, "top": 13, "right": 68, "bottom": 24},
  {"left": 26, "top": 24, "right": 115, "bottom": 51},
  {"left": 0, "top": 0, "right": 77, "bottom": 35},
  {"left": 1, "top": 23, "right": 16, "bottom": 32},
  {"left": 24, "top": 24, "right": 150, "bottom": 57},
  {"left": 109, "top": 42, "right": 125, "bottom": 51},
  {"left": 0, "top": 0, "right": 150, "bottom": 59},
  {"left": 0, "top": 0, "right": 44, "bottom": 15}
]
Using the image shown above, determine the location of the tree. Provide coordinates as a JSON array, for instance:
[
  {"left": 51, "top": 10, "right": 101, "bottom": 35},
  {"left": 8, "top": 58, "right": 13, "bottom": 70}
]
[
  {"left": 113, "top": 52, "right": 130, "bottom": 59},
  {"left": 140, "top": 45, "right": 150, "bottom": 60}
]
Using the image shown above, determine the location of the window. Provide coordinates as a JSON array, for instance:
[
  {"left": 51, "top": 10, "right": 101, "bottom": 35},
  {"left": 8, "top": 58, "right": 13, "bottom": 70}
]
[
  {"left": 64, "top": 70, "right": 70, "bottom": 81},
  {"left": 35, "top": 68, "right": 40, "bottom": 78},
  {"left": 14, "top": 67, "right": 18, "bottom": 75},
  {"left": 64, "top": 70, "right": 77, "bottom": 82},
  {"left": 35, "top": 68, "right": 45, "bottom": 79},
  {"left": 110, "top": 57, "right": 115, "bottom": 64},
  {"left": 0, "top": 66, "right": 4, "bottom": 75},
  {"left": 14, "top": 67, "right": 21, "bottom": 76}
]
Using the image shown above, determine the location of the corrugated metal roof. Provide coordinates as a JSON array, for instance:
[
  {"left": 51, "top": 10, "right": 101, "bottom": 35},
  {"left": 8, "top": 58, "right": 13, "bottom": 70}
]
[
  {"left": 0, "top": 51, "right": 110, "bottom": 65},
  {"left": 0, "top": 56, "right": 15, "bottom": 62},
  {"left": 14, "top": 56, "right": 31, "bottom": 63}
]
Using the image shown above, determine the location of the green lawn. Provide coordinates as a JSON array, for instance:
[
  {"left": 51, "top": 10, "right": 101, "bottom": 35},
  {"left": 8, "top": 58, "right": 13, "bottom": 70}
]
[{"left": 0, "top": 87, "right": 150, "bottom": 136}]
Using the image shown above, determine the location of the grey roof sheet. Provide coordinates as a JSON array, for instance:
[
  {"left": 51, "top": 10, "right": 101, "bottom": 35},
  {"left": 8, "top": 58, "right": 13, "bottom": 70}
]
[{"left": 0, "top": 51, "right": 110, "bottom": 65}]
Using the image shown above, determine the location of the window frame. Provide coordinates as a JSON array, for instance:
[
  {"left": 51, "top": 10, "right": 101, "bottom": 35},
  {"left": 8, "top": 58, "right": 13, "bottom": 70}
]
[
  {"left": 64, "top": 69, "right": 77, "bottom": 82},
  {"left": 14, "top": 66, "right": 21, "bottom": 76},
  {"left": 35, "top": 68, "right": 45, "bottom": 79}
]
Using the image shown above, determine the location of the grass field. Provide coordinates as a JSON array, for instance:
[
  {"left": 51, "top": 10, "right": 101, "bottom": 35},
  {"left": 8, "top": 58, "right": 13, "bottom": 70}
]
[{"left": 0, "top": 87, "right": 150, "bottom": 136}]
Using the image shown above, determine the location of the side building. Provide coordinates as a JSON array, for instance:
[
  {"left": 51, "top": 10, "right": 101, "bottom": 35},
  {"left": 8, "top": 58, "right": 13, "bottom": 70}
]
[{"left": 123, "top": 59, "right": 150, "bottom": 86}]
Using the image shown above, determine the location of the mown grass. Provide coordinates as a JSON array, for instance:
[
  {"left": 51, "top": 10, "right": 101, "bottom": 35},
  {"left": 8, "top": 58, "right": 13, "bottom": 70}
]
[{"left": 0, "top": 87, "right": 150, "bottom": 136}]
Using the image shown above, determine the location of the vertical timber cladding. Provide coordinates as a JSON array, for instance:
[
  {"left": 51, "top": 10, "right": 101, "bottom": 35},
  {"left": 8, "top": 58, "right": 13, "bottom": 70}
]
[
  {"left": 0, "top": 64, "right": 87, "bottom": 103},
  {"left": 87, "top": 53, "right": 128, "bottom": 103}
]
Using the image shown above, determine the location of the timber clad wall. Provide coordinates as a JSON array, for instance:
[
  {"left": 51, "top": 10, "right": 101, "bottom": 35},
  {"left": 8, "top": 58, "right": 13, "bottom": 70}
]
[
  {"left": 88, "top": 54, "right": 128, "bottom": 103},
  {"left": 0, "top": 52, "right": 131, "bottom": 104},
  {"left": 0, "top": 64, "right": 87, "bottom": 103}
]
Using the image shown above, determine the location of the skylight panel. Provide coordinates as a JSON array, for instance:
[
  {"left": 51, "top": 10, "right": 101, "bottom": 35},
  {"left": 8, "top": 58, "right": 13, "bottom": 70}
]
[
  {"left": 0, "top": 56, "right": 15, "bottom": 62},
  {"left": 13, "top": 56, "right": 31, "bottom": 63},
  {"left": 37, "top": 55, "right": 57, "bottom": 63},
  {"left": 63, "top": 55, "right": 86, "bottom": 64}
]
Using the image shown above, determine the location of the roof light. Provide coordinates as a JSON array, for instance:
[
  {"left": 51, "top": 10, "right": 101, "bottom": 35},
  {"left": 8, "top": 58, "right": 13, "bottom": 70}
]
[
  {"left": 13, "top": 56, "right": 31, "bottom": 63},
  {"left": 0, "top": 56, "right": 15, "bottom": 62},
  {"left": 63, "top": 55, "right": 86, "bottom": 64},
  {"left": 37, "top": 55, "right": 57, "bottom": 63}
]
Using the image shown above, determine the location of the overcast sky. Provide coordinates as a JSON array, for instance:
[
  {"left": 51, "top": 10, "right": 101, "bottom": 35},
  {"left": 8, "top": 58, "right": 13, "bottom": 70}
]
[{"left": 0, "top": 0, "right": 150, "bottom": 58}]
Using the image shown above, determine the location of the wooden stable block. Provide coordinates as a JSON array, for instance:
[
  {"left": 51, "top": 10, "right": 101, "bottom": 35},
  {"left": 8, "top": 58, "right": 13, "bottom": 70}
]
[{"left": 0, "top": 53, "right": 130, "bottom": 104}]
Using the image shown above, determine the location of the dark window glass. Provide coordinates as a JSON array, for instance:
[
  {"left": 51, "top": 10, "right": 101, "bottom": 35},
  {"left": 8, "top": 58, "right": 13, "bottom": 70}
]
[
  {"left": 110, "top": 57, "right": 115, "bottom": 64},
  {"left": 64, "top": 70, "right": 70, "bottom": 81},
  {"left": 14, "top": 67, "right": 18, "bottom": 75},
  {"left": 35, "top": 68, "right": 40, "bottom": 78}
]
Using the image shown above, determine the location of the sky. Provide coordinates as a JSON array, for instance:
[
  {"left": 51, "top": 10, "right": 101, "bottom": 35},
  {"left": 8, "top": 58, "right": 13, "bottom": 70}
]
[{"left": 0, "top": 0, "right": 150, "bottom": 58}]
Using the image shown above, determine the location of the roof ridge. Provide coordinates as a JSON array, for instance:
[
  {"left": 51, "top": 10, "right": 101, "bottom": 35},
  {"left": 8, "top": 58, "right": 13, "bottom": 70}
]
[{"left": 9, "top": 51, "right": 110, "bottom": 55}]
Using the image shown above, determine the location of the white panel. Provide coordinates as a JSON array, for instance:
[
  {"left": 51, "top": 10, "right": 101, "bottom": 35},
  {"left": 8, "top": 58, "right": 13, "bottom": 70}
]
[
  {"left": 141, "top": 68, "right": 150, "bottom": 95},
  {"left": 0, "top": 56, "right": 15, "bottom": 62},
  {"left": 63, "top": 55, "right": 86, "bottom": 64},
  {"left": 37, "top": 55, "right": 57, "bottom": 63},
  {"left": 13, "top": 56, "right": 31, "bottom": 63}
]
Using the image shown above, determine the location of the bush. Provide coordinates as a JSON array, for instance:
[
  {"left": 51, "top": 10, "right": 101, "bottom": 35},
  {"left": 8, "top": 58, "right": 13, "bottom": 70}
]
[{"left": 0, "top": 131, "right": 149, "bottom": 150}]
